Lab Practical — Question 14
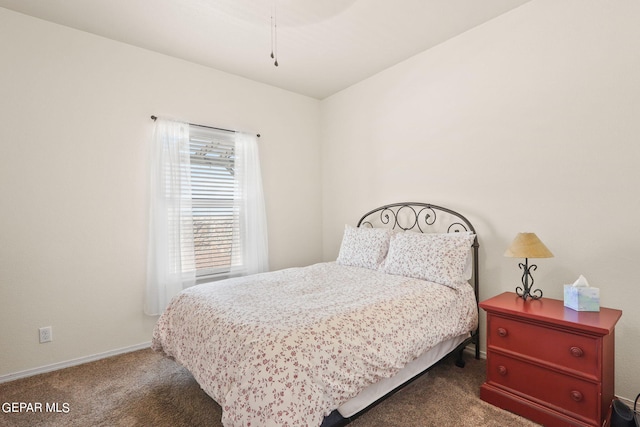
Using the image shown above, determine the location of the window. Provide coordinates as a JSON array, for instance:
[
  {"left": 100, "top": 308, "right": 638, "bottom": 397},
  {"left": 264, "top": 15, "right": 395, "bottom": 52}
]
[
  {"left": 188, "top": 125, "right": 240, "bottom": 279},
  {"left": 146, "top": 117, "right": 268, "bottom": 315}
]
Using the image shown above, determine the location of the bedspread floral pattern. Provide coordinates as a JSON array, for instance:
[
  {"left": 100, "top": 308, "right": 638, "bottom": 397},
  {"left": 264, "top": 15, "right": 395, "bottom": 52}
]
[{"left": 152, "top": 262, "right": 477, "bottom": 427}]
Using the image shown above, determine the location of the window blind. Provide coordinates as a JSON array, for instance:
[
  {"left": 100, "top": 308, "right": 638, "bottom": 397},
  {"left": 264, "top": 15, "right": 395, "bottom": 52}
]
[{"left": 187, "top": 125, "right": 240, "bottom": 278}]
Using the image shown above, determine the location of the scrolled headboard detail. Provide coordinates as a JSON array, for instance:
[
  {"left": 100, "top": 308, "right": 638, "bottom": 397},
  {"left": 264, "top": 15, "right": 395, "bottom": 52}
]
[
  {"left": 357, "top": 202, "right": 480, "bottom": 362},
  {"left": 357, "top": 202, "right": 476, "bottom": 235}
]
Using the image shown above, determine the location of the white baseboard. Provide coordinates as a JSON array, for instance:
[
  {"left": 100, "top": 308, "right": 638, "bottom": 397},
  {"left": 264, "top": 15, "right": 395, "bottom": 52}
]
[
  {"left": 0, "top": 341, "right": 151, "bottom": 384},
  {"left": 463, "top": 344, "right": 487, "bottom": 359},
  {"left": 616, "top": 395, "right": 637, "bottom": 409}
]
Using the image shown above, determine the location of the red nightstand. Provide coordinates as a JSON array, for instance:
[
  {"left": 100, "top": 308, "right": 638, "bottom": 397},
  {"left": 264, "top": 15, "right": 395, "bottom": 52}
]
[{"left": 479, "top": 292, "right": 622, "bottom": 427}]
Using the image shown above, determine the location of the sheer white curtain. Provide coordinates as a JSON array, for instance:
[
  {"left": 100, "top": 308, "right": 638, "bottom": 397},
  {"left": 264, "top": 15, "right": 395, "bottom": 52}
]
[
  {"left": 145, "top": 118, "right": 196, "bottom": 316},
  {"left": 231, "top": 132, "right": 269, "bottom": 275}
]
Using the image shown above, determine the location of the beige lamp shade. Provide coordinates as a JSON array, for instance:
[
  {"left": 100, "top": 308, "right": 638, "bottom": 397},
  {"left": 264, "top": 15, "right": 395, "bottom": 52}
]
[{"left": 504, "top": 233, "right": 553, "bottom": 259}]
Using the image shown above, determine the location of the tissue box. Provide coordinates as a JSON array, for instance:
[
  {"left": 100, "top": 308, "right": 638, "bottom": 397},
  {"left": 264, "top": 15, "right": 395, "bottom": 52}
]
[{"left": 563, "top": 285, "right": 600, "bottom": 311}]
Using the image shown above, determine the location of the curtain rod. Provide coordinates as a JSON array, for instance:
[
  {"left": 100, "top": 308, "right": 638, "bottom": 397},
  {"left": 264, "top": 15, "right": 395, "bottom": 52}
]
[{"left": 150, "top": 115, "right": 260, "bottom": 138}]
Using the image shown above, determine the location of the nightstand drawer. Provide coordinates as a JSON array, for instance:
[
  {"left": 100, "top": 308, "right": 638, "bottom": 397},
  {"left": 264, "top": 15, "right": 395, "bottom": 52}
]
[
  {"left": 487, "top": 352, "right": 599, "bottom": 424},
  {"left": 487, "top": 315, "right": 599, "bottom": 378}
]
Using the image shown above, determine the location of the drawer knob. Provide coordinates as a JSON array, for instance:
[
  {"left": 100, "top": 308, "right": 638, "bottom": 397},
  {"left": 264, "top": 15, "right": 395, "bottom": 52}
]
[
  {"left": 570, "top": 390, "right": 583, "bottom": 402},
  {"left": 570, "top": 346, "right": 584, "bottom": 358},
  {"left": 497, "top": 365, "right": 508, "bottom": 376},
  {"left": 497, "top": 327, "right": 508, "bottom": 337}
]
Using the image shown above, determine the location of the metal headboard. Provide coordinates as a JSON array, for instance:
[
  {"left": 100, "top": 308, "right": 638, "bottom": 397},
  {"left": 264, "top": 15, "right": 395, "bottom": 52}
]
[{"left": 356, "top": 202, "right": 480, "bottom": 361}]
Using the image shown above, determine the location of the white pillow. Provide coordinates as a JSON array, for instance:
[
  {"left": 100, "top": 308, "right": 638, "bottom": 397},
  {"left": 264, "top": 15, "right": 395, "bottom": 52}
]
[
  {"left": 336, "top": 225, "right": 393, "bottom": 270},
  {"left": 380, "top": 231, "right": 475, "bottom": 288}
]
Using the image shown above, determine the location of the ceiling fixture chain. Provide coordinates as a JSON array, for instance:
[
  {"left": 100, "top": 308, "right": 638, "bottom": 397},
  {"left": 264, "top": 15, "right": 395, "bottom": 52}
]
[{"left": 270, "top": 0, "right": 279, "bottom": 67}]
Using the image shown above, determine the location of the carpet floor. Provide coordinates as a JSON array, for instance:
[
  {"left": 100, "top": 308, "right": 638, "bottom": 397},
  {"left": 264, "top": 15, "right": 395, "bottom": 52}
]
[{"left": 0, "top": 349, "right": 540, "bottom": 426}]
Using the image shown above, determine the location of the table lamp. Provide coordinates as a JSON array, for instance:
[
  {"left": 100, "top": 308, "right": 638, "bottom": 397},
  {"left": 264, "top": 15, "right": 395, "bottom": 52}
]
[{"left": 504, "top": 232, "right": 553, "bottom": 300}]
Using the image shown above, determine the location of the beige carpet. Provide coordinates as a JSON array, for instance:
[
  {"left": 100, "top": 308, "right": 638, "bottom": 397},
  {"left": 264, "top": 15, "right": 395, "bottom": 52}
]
[{"left": 0, "top": 349, "right": 539, "bottom": 427}]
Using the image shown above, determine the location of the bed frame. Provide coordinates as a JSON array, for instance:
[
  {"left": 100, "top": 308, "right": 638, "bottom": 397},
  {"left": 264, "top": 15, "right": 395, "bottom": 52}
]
[{"left": 321, "top": 202, "right": 480, "bottom": 427}]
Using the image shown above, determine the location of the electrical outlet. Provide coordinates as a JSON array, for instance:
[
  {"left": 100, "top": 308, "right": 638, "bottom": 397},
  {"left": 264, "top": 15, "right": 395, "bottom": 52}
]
[{"left": 39, "top": 326, "right": 52, "bottom": 343}]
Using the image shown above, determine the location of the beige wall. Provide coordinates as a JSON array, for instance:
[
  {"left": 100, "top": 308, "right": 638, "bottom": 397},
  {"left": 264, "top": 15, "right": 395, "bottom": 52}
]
[
  {"left": 0, "top": 8, "right": 322, "bottom": 376},
  {"left": 320, "top": 1, "right": 640, "bottom": 401}
]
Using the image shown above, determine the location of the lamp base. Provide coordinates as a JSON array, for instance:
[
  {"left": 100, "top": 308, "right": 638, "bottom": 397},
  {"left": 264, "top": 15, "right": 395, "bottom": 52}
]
[
  {"left": 516, "top": 258, "right": 543, "bottom": 300},
  {"left": 516, "top": 286, "right": 543, "bottom": 300}
]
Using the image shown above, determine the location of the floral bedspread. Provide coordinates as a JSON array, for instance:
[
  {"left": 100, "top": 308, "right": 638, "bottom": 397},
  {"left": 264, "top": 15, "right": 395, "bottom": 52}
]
[{"left": 152, "top": 262, "right": 477, "bottom": 427}]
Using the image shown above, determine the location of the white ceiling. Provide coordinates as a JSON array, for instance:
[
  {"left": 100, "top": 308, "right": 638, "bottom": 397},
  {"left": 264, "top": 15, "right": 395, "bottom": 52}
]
[{"left": 0, "top": 0, "right": 531, "bottom": 99}]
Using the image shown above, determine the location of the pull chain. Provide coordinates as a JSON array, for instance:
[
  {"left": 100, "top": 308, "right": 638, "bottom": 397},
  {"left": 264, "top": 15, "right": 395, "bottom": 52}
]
[{"left": 270, "top": 1, "right": 279, "bottom": 67}]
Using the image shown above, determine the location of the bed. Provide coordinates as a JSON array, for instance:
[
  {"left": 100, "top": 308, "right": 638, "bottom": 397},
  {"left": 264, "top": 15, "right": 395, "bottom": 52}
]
[{"left": 152, "top": 202, "right": 480, "bottom": 427}]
